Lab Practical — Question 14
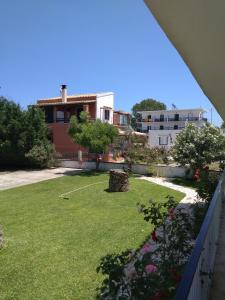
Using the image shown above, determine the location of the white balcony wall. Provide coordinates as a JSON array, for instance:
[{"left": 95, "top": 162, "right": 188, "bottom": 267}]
[{"left": 96, "top": 92, "right": 114, "bottom": 124}]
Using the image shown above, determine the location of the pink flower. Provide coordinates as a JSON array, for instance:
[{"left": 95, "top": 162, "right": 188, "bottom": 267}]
[
  {"left": 140, "top": 243, "right": 152, "bottom": 254},
  {"left": 145, "top": 264, "right": 157, "bottom": 274}
]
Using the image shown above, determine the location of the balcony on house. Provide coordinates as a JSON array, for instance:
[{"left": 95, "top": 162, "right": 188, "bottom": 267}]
[
  {"left": 140, "top": 116, "right": 207, "bottom": 122},
  {"left": 36, "top": 87, "right": 114, "bottom": 155},
  {"left": 42, "top": 103, "right": 96, "bottom": 124}
]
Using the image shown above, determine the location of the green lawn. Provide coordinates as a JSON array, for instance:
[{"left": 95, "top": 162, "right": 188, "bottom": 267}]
[{"left": 0, "top": 172, "right": 185, "bottom": 300}]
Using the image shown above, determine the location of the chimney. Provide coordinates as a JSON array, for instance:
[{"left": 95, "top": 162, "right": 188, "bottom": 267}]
[{"left": 61, "top": 84, "right": 67, "bottom": 103}]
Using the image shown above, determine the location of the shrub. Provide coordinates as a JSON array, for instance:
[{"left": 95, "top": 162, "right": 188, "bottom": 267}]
[
  {"left": 25, "top": 144, "right": 55, "bottom": 168},
  {"left": 172, "top": 123, "right": 225, "bottom": 171},
  {"left": 147, "top": 165, "right": 157, "bottom": 177},
  {"left": 192, "top": 169, "right": 220, "bottom": 237},
  {"left": 0, "top": 97, "right": 55, "bottom": 168},
  {"left": 97, "top": 197, "right": 194, "bottom": 299},
  {"left": 124, "top": 146, "right": 169, "bottom": 169}
]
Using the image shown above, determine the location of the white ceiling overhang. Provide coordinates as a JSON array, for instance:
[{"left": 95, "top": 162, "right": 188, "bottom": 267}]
[{"left": 144, "top": 0, "right": 225, "bottom": 121}]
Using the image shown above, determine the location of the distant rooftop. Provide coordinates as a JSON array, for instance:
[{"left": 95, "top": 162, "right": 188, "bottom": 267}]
[{"left": 114, "top": 110, "right": 131, "bottom": 115}]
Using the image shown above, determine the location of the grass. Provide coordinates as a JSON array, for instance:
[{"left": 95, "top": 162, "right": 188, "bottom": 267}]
[
  {"left": 0, "top": 171, "right": 185, "bottom": 300},
  {"left": 171, "top": 177, "right": 198, "bottom": 190}
]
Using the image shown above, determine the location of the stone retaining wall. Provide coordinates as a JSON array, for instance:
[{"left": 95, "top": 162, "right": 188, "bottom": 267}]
[{"left": 59, "top": 160, "right": 191, "bottom": 178}]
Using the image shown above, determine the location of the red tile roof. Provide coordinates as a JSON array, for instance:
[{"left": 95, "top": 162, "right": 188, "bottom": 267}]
[{"left": 37, "top": 94, "right": 97, "bottom": 106}]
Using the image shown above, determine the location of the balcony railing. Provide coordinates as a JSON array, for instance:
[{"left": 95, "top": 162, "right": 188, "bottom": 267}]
[
  {"left": 56, "top": 117, "right": 70, "bottom": 123},
  {"left": 138, "top": 127, "right": 184, "bottom": 132},
  {"left": 150, "top": 127, "right": 184, "bottom": 130},
  {"left": 175, "top": 170, "right": 225, "bottom": 300},
  {"left": 138, "top": 117, "right": 207, "bottom": 123},
  {"left": 46, "top": 117, "right": 96, "bottom": 124}
]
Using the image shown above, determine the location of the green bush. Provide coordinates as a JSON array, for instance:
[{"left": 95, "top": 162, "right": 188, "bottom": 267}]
[
  {"left": 192, "top": 169, "right": 219, "bottom": 237},
  {"left": 172, "top": 123, "right": 225, "bottom": 170},
  {"left": 124, "top": 146, "right": 169, "bottom": 168},
  {"left": 0, "top": 97, "right": 55, "bottom": 168},
  {"left": 25, "top": 144, "right": 55, "bottom": 168},
  {"left": 147, "top": 165, "right": 157, "bottom": 177}
]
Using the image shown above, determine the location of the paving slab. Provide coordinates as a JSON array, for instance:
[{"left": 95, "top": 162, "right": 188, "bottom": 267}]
[{"left": 0, "top": 168, "right": 81, "bottom": 190}]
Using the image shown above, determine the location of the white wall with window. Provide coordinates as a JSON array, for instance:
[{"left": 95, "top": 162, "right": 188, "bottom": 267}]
[
  {"left": 148, "top": 130, "right": 182, "bottom": 150},
  {"left": 96, "top": 92, "right": 114, "bottom": 124}
]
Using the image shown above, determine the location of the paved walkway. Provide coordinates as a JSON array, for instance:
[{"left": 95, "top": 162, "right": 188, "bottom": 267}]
[
  {"left": 138, "top": 176, "right": 197, "bottom": 205},
  {"left": 0, "top": 168, "right": 81, "bottom": 190}
]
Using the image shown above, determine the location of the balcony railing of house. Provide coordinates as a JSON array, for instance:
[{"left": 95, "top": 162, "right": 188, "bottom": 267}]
[
  {"left": 149, "top": 126, "right": 185, "bottom": 130},
  {"left": 139, "top": 117, "right": 207, "bottom": 123},
  {"left": 46, "top": 117, "right": 96, "bottom": 124},
  {"left": 56, "top": 117, "right": 70, "bottom": 123},
  {"left": 175, "top": 170, "right": 225, "bottom": 300}
]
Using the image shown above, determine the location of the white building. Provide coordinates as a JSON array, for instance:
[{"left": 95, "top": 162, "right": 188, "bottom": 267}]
[{"left": 136, "top": 108, "right": 207, "bottom": 149}]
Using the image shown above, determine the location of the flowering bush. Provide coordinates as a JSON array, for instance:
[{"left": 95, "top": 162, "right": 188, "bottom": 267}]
[
  {"left": 192, "top": 168, "right": 220, "bottom": 237},
  {"left": 97, "top": 197, "right": 194, "bottom": 300},
  {"left": 172, "top": 123, "right": 225, "bottom": 171}
]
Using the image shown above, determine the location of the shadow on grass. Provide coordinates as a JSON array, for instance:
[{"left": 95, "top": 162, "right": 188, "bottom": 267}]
[
  {"left": 56, "top": 169, "right": 107, "bottom": 177},
  {"left": 171, "top": 178, "right": 198, "bottom": 189}
]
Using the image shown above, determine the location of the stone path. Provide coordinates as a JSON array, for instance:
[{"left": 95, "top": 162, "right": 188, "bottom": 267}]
[
  {"left": 138, "top": 176, "right": 197, "bottom": 205},
  {"left": 0, "top": 168, "right": 80, "bottom": 190}
]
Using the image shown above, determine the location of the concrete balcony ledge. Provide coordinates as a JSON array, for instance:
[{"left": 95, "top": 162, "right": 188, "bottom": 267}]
[{"left": 175, "top": 170, "right": 225, "bottom": 300}]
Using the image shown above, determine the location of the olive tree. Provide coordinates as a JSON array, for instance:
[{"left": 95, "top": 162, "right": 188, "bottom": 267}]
[{"left": 68, "top": 112, "right": 118, "bottom": 170}]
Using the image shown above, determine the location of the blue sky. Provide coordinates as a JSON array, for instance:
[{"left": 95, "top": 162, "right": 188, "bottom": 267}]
[{"left": 0, "top": 0, "right": 222, "bottom": 125}]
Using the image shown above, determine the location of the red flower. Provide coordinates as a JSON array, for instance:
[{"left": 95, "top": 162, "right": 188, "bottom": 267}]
[
  {"left": 194, "top": 173, "right": 200, "bottom": 181},
  {"left": 153, "top": 291, "right": 168, "bottom": 300},
  {"left": 151, "top": 230, "right": 158, "bottom": 242},
  {"left": 153, "top": 292, "right": 163, "bottom": 300}
]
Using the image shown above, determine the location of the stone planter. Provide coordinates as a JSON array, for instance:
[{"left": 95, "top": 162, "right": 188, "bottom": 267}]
[{"left": 109, "top": 169, "right": 129, "bottom": 192}]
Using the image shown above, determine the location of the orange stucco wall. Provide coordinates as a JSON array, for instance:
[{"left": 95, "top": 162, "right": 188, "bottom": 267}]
[
  {"left": 48, "top": 123, "right": 113, "bottom": 162},
  {"left": 48, "top": 123, "right": 87, "bottom": 154}
]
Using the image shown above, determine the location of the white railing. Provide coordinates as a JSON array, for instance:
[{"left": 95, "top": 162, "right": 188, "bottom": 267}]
[{"left": 175, "top": 171, "right": 225, "bottom": 300}]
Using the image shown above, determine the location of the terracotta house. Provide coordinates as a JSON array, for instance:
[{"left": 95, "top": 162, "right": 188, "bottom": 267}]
[{"left": 37, "top": 85, "right": 131, "bottom": 161}]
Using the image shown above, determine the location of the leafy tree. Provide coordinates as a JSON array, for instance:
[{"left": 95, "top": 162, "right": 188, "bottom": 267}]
[
  {"left": 0, "top": 97, "right": 26, "bottom": 166},
  {"left": 131, "top": 99, "right": 166, "bottom": 129},
  {"left": 132, "top": 99, "right": 166, "bottom": 115},
  {"left": 68, "top": 112, "right": 118, "bottom": 170},
  {"left": 171, "top": 123, "right": 225, "bottom": 170},
  {"left": 0, "top": 96, "right": 55, "bottom": 168}
]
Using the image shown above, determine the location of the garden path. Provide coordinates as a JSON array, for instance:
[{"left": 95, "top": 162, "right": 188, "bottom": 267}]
[
  {"left": 138, "top": 176, "right": 197, "bottom": 205},
  {"left": 0, "top": 167, "right": 80, "bottom": 190}
]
